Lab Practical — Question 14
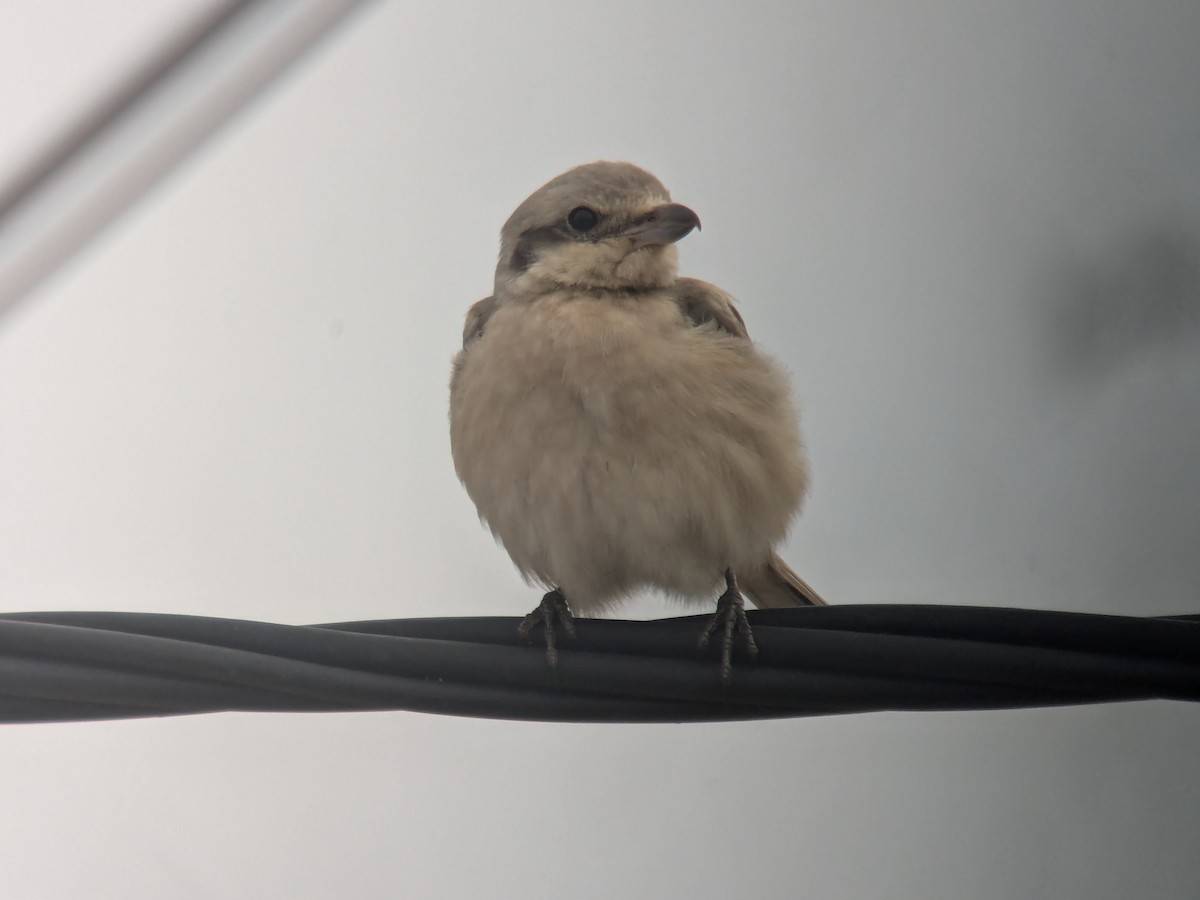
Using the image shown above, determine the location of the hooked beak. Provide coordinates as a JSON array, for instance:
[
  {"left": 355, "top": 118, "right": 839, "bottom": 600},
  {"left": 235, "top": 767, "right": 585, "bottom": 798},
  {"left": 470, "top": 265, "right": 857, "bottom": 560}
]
[{"left": 620, "top": 203, "right": 701, "bottom": 248}]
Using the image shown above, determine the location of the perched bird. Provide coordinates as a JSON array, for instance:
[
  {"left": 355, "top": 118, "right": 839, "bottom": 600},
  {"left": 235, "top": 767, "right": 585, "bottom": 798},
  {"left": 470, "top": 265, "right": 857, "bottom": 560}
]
[{"left": 450, "top": 161, "right": 825, "bottom": 681}]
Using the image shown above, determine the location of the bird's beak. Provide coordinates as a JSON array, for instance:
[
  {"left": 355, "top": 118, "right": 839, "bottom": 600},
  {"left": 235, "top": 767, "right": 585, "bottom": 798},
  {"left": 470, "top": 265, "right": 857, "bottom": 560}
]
[{"left": 620, "top": 203, "right": 701, "bottom": 248}]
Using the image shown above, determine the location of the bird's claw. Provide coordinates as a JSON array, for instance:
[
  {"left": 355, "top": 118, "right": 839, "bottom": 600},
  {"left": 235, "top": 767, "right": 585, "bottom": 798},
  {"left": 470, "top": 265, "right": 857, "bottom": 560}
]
[
  {"left": 697, "top": 571, "right": 757, "bottom": 684},
  {"left": 518, "top": 589, "right": 577, "bottom": 667}
]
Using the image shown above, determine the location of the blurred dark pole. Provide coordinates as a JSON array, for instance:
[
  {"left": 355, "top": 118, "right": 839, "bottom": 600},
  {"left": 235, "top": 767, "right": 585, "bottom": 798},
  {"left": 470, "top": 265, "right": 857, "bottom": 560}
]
[{"left": 0, "top": 0, "right": 376, "bottom": 319}]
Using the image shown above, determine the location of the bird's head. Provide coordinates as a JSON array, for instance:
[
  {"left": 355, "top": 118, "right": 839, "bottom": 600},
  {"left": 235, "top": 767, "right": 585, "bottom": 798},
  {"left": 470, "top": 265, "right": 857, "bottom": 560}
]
[{"left": 494, "top": 161, "right": 700, "bottom": 296}]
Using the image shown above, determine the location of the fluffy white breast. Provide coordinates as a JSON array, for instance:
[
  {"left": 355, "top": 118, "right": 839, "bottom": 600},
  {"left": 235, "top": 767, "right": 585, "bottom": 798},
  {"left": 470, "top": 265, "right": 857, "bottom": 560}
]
[{"left": 450, "top": 291, "right": 807, "bottom": 611}]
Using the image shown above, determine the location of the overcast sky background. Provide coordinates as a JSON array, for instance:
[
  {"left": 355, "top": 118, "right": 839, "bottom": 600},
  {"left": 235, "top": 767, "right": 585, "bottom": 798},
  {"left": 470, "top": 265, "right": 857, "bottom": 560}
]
[{"left": 1, "top": 2, "right": 1198, "bottom": 897}]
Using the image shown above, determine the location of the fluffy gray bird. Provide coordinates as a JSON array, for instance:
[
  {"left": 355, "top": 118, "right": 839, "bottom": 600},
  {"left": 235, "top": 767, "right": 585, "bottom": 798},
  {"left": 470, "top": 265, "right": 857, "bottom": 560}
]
[{"left": 450, "top": 161, "right": 825, "bottom": 680}]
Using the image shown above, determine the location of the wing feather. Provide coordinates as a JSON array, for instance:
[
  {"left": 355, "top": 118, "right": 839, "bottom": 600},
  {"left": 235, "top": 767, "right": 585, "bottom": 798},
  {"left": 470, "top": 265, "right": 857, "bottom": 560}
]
[
  {"left": 461, "top": 296, "right": 498, "bottom": 349},
  {"left": 670, "top": 277, "right": 750, "bottom": 339}
]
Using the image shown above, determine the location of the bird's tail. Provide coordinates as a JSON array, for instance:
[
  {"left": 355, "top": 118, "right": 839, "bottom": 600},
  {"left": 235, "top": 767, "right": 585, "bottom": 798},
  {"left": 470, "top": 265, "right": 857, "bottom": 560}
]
[{"left": 740, "top": 551, "right": 827, "bottom": 608}]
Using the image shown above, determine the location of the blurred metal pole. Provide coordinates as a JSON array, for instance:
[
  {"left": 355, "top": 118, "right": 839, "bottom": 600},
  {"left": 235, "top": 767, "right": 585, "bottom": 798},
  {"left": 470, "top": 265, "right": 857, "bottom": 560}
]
[{"left": 0, "top": 0, "right": 376, "bottom": 320}]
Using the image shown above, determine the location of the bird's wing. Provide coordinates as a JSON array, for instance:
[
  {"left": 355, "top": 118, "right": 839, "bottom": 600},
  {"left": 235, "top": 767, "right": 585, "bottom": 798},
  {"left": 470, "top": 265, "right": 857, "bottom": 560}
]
[
  {"left": 671, "top": 278, "right": 828, "bottom": 608},
  {"left": 461, "top": 295, "right": 498, "bottom": 348},
  {"left": 670, "top": 277, "right": 750, "bottom": 339}
]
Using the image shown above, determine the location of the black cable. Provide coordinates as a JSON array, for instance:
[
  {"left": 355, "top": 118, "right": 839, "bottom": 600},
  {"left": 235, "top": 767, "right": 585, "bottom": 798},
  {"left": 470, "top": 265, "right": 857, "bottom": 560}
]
[{"left": 0, "top": 606, "right": 1196, "bottom": 724}]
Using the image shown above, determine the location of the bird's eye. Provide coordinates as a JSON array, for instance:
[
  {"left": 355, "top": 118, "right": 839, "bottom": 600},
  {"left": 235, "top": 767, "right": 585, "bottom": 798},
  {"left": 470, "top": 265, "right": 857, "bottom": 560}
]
[{"left": 567, "top": 206, "right": 599, "bottom": 232}]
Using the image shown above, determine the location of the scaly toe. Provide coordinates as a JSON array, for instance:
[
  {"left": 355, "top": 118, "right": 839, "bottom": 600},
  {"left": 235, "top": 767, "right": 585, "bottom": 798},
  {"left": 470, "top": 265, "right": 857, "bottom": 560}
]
[{"left": 518, "top": 589, "right": 575, "bottom": 668}]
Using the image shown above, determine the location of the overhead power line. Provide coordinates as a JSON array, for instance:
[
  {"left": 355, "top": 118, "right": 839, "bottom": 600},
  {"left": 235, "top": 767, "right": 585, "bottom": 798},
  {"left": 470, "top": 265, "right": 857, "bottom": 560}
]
[
  {"left": 0, "top": 0, "right": 375, "bottom": 317},
  {"left": 1, "top": 606, "right": 1196, "bottom": 724}
]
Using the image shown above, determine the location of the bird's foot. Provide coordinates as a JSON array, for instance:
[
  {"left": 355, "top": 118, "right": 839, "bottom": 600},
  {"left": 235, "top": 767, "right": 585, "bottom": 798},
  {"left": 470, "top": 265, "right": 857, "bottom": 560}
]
[
  {"left": 518, "top": 589, "right": 577, "bottom": 668},
  {"left": 697, "top": 569, "right": 758, "bottom": 684}
]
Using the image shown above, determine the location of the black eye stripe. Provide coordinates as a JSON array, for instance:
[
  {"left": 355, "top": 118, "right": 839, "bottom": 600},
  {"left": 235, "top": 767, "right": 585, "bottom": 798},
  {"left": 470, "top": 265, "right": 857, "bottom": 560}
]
[
  {"left": 567, "top": 206, "right": 599, "bottom": 232},
  {"left": 508, "top": 207, "right": 604, "bottom": 273},
  {"left": 509, "top": 226, "right": 560, "bottom": 272}
]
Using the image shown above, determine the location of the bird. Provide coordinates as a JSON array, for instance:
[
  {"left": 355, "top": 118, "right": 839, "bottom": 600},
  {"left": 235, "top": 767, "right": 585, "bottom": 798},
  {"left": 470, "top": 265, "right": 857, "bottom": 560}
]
[{"left": 449, "top": 161, "right": 825, "bottom": 682}]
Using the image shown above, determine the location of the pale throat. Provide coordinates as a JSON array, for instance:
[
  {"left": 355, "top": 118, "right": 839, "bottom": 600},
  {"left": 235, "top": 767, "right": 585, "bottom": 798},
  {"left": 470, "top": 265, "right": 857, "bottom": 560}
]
[{"left": 523, "top": 242, "right": 679, "bottom": 293}]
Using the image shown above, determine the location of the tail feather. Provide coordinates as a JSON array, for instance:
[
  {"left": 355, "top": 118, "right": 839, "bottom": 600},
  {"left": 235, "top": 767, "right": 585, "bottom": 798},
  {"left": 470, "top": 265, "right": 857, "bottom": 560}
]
[{"left": 740, "top": 552, "right": 827, "bottom": 608}]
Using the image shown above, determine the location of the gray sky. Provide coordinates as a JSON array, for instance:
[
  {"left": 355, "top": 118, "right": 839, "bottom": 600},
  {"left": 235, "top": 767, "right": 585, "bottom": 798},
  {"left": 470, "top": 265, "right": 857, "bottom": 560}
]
[{"left": 1, "top": 2, "right": 1198, "bottom": 897}]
